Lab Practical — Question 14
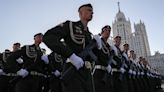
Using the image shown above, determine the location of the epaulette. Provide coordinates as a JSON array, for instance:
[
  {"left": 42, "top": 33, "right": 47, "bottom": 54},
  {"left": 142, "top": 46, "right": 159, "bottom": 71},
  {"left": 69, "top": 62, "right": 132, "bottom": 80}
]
[
  {"left": 69, "top": 21, "right": 85, "bottom": 47},
  {"left": 25, "top": 45, "right": 37, "bottom": 58}
]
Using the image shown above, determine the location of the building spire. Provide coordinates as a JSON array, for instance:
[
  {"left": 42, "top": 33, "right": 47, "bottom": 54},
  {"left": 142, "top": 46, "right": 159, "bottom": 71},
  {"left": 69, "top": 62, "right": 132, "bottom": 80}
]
[{"left": 117, "top": 1, "right": 121, "bottom": 12}]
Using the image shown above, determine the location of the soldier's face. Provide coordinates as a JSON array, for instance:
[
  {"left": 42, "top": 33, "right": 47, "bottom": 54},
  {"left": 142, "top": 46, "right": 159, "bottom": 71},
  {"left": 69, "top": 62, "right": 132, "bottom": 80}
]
[
  {"left": 13, "top": 45, "right": 20, "bottom": 51},
  {"left": 124, "top": 45, "right": 129, "bottom": 51},
  {"left": 34, "top": 35, "right": 43, "bottom": 44},
  {"left": 104, "top": 28, "right": 111, "bottom": 38},
  {"left": 102, "top": 28, "right": 111, "bottom": 39},
  {"left": 79, "top": 6, "right": 93, "bottom": 21},
  {"left": 114, "top": 38, "right": 121, "bottom": 46}
]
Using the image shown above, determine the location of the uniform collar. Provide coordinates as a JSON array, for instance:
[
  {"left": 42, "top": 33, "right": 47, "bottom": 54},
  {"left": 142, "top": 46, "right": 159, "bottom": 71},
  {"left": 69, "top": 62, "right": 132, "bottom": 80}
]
[
  {"left": 77, "top": 21, "right": 89, "bottom": 31},
  {"left": 32, "top": 44, "right": 41, "bottom": 50}
]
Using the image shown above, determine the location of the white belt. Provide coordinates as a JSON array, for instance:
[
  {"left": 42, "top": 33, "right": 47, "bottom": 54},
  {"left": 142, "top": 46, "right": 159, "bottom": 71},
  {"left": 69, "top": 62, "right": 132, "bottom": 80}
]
[
  {"left": 94, "top": 65, "right": 106, "bottom": 71},
  {"left": 30, "top": 71, "right": 46, "bottom": 77},
  {"left": 112, "top": 68, "right": 119, "bottom": 72},
  {"left": 92, "top": 65, "right": 106, "bottom": 75},
  {"left": 66, "top": 59, "right": 92, "bottom": 69},
  {"left": 2, "top": 73, "right": 17, "bottom": 76}
]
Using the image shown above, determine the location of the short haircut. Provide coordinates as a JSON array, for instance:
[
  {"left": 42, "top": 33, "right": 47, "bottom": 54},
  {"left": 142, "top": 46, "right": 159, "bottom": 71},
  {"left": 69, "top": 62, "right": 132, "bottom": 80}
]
[
  {"left": 123, "top": 43, "right": 129, "bottom": 47},
  {"left": 114, "top": 36, "right": 121, "bottom": 39},
  {"left": 13, "top": 42, "right": 20, "bottom": 46},
  {"left": 78, "top": 3, "right": 93, "bottom": 12},
  {"left": 34, "top": 33, "right": 43, "bottom": 38},
  {"left": 130, "top": 50, "right": 134, "bottom": 52},
  {"left": 101, "top": 25, "right": 111, "bottom": 33}
]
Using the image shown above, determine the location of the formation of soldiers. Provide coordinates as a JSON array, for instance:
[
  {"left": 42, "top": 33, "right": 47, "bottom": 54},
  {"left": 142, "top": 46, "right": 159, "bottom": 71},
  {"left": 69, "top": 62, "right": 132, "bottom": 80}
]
[{"left": 0, "top": 3, "right": 162, "bottom": 92}]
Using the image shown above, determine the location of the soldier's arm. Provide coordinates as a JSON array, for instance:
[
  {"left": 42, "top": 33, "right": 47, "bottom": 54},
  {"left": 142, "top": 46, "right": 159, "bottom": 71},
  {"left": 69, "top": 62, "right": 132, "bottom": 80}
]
[
  {"left": 4, "top": 46, "right": 25, "bottom": 73},
  {"left": 43, "top": 21, "right": 73, "bottom": 58}
]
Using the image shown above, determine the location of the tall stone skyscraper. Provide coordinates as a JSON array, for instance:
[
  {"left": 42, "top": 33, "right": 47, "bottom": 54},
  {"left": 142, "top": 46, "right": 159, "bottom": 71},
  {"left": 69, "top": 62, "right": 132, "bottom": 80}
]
[
  {"left": 112, "top": 2, "right": 132, "bottom": 49},
  {"left": 133, "top": 20, "right": 151, "bottom": 57},
  {"left": 112, "top": 2, "right": 151, "bottom": 58}
]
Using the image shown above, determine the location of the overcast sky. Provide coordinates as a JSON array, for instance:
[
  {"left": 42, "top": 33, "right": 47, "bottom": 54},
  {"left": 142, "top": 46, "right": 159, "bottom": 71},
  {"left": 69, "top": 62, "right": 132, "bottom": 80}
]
[{"left": 0, "top": 0, "right": 163, "bottom": 55}]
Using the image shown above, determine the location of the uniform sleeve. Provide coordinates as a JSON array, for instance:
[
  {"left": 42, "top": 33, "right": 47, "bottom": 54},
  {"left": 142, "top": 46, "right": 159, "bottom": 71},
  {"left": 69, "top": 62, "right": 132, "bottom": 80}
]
[
  {"left": 43, "top": 21, "right": 73, "bottom": 58},
  {"left": 4, "top": 46, "right": 25, "bottom": 73}
]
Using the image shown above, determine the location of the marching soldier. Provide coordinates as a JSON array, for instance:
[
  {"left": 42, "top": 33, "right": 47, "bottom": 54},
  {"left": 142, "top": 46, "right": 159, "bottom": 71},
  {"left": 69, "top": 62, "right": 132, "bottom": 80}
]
[
  {"left": 110, "top": 36, "right": 127, "bottom": 92},
  {"left": 6, "top": 33, "right": 48, "bottom": 92},
  {"left": 47, "top": 52, "right": 65, "bottom": 92},
  {"left": 41, "top": 51, "right": 65, "bottom": 92},
  {"left": 141, "top": 58, "right": 152, "bottom": 92},
  {"left": 155, "top": 70, "right": 162, "bottom": 90},
  {"left": 38, "top": 48, "right": 50, "bottom": 92},
  {"left": 129, "top": 50, "right": 142, "bottom": 92},
  {"left": 92, "top": 25, "right": 113, "bottom": 92},
  {"left": 43, "top": 3, "right": 95, "bottom": 92},
  {"left": 0, "top": 43, "right": 21, "bottom": 92},
  {"left": 138, "top": 57, "right": 148, "bottom": 92},
  {"left": 122, "top": 43, "right": 132, "bottom": 92}
]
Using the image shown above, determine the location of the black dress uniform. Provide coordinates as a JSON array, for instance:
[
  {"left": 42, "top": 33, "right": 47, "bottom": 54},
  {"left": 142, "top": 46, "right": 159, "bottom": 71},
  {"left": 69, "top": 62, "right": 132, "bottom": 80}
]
[
  {"left": 6, "top": 44, "right": 46, "bottom": 92},
  {"left": 47, "top": 52, "right": 65, "bottom": 92},
  {"left": 110, "top": 45, "right": 127, "bottom": 92},
  {"left": 0, "top": 50, "right": 17, "bottom": 92},
  {"left": 93, "top": 38, "right": 113, "bottom": 92},
  {"left": 43, "top": 20, "right": 93, "bottom": 92},
  {"left": 127, "top": 59, "right": 135, "bottom": 92},
  {"left": 139, "top": 62, "right": 149, "bottom": 92},
  {"left": 130, "top": 59, "right": 141, "bottom": 92},
  {"left": 122, "top": 51, "right": 132, "bottom": 92}
]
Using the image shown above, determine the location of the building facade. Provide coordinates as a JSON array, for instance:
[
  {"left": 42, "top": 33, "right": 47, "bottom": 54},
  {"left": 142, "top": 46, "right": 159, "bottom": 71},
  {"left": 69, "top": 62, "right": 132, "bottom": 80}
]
[
  {"left": 133, "top": 21, "right": 151, "bottom": 57},
  {"left": 112, "top": 2, "right": 132, "bottom": 49},
  {"left": 147, "top": 52, "right": 164, "bottom": 76},
  {"left": 112, "top": 2, "right": 151, "bottom": 58}
]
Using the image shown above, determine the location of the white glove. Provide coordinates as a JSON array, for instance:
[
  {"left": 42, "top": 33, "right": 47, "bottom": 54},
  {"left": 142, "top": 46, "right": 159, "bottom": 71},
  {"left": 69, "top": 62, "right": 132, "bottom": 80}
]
[
  {"left": 141, "top": 72, "right": 144, "bottom": 75},
  {"left": 106, "top": 65, "right": 112, "bottom": 73},
  {"left": 0, "top": 69, "right": 4, "bottom": 75},
  {"left": 16, "top": 58, "right": 24, "bottom": 64},
  {"left": 93, "top": 35, "right": 102, "bottom": 49},
  {"left": 132, "top": 71, "right": 136, "bottom": 75},
  {"left": 52, "top": 70, "right": 61, "bottom": 77},
  {"left": 147, "top": 73, "right": 150, "bottom": 76},
  {"left": 120, "top": 68, "right": 126, "bottom": 73},
  {"left": 17, "top": 69, "right": 29, "bottom": 78},
  {"left": 69, "top": 53, "right": 84, "bottom": 70},
  {"left": 41, "top": 55, "right": 49, "bottom": 64},
  {"left": 128, "top": 69, "right": 133, "bottom": 74}
]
